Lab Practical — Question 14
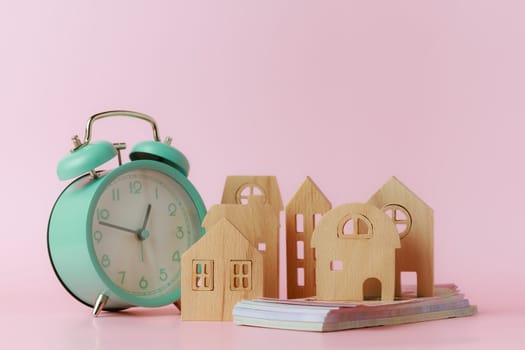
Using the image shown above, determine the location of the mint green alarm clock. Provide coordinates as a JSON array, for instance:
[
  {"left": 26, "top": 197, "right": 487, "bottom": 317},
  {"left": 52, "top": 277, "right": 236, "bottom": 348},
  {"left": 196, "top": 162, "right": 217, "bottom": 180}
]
[{"left": 47, "top": 111, "right": 206, "bottom": 316}]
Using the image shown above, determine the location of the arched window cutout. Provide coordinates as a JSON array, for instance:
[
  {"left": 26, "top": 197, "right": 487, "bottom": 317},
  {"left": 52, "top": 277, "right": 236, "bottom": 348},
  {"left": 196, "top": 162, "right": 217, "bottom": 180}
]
[
  {"left": 236, "top": 184, "right": 266, "bottom": 205},
  {"left": 337, "top": 214, "right": 373, "bottom": 239},
  {"left": 382, "top": 204, "right": 412, "bottom": 239}
]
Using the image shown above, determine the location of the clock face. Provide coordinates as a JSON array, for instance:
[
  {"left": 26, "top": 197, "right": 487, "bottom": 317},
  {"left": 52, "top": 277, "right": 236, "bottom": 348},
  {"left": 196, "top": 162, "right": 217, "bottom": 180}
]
[{"left": 89, "top": 166, "right": 202, "bottom": 305}]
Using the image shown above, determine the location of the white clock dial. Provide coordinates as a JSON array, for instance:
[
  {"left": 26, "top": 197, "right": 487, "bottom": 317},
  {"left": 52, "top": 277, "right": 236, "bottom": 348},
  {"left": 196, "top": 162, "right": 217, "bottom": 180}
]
[{"left": 90, "top": 168, "right": 201, "bottom": 300}]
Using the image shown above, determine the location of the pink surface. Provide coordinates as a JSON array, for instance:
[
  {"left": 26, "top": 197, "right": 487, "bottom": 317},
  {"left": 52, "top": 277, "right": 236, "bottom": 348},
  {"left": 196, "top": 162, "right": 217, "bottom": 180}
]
[{"left": 1, "top": 0, "right": 524, "bottom": 348}]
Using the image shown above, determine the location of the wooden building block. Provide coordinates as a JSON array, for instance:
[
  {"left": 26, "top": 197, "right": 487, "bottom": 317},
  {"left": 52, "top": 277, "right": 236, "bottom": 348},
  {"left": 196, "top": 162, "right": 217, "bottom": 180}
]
[
  {"left": 286, "top": 177, "right": 332, "bottom": 299},
  {"left": 367, "top": 177, "right": 434, "bottom": 297},
  {"left": 181, "top": 218, "right": 263, "bottom": 321},
  {"left": 203, "top": 197, "right": 280, "bottom": 298},
  {"left": 311, "top": 203, "right": 400, "bottom": 301}
]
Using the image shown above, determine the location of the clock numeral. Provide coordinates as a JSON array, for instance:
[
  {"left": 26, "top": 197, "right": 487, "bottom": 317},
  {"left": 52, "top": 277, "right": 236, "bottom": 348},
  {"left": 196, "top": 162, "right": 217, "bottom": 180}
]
[
  {"left": 155, "top": 187, "right": 159, "bottom": 200},
  {"left": 118, "top": 271, "right": 126, "bottom": 284},
  {"left": 112, "top": 188, "right": 120, "bottom": 201},
  {"left": 172, "top": 250, "right": 181, "bottom": 263},
  {"left": 139, "top": 276, "right": 149, "bottom": 290},
  {"left": 101, "top": 254, "right": 111, "bottom": 268},
  {"left": 97, "top": 208, "right": 110, "bottom": 221},
  {"left": 129, "top": 180, "right": 142, "bottom": 194},
  {"left": 160, "top": 268, "right": 168, "bottom": 282},
  {"left": 176, "top": 226, "right": 184, "bottom": 239},
  {"left": 168, "top": 203, "right": 177, "bottom": 216},
  {"left": 93, "top": 231, "right": 103, "bottom": 244}
]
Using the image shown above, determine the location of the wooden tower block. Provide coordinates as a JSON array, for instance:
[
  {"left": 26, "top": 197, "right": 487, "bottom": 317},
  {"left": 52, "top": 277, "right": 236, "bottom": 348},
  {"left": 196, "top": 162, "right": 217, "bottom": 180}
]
[
  {"left": 181, "top": 218, "right": 263, "bottom": 321},
  {"left": 367, "top": 177, "right": 434, "bottom": 297},
  {"left": 203, "top": 197, "right": 280, "bottom": 298},
  {"left": 311, "top": 203, "right": 400, "bottom": 301},
  {"left": 220, "top": 176, "right": 283, "bottom": 212},
  {"left": 286, "top": 177, "right": 332, "bottom": 299}
]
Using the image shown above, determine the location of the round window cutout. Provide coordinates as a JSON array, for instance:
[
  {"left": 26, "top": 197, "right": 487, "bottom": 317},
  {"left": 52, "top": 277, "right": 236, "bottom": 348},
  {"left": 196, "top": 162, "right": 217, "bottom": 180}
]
[
  {"left": 236, "top": 184, "right": 266, "bottom": 205},
  {"left": 337, "top": 214, "right": 373, "bottom": 239},
  {"left": 382, "top": 204, "right": 412, "bottom": 239}
]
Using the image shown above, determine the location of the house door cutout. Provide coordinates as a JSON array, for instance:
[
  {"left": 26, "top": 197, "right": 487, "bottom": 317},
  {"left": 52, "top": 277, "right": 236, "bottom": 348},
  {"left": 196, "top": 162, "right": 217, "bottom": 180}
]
[
  {"left": 363, "top": 278, "right": 382, "bottom": 300},
  {"left": 401, "top": 271, "right": 417, "bottom": 295}
]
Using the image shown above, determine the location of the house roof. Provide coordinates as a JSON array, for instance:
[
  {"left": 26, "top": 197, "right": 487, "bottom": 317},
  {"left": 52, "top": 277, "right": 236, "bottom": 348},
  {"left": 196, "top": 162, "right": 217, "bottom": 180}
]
[
  {"left": 311, "top": 202, "right": 401, "bottom": 249},
  {"left": 286, "top": 176, "right": 331, "bottom": 212},
  {"left": 184, "top": 218, "right": 260, "bottom": 259},
  {"left": 221, "top": 176, "right": 283, "bottom": 211},
  {"left": 203, "top": 197, "right": 280, "bottom": 247},
  {"left": 370, "top": 176, "right": 433, "bottom": 212}
]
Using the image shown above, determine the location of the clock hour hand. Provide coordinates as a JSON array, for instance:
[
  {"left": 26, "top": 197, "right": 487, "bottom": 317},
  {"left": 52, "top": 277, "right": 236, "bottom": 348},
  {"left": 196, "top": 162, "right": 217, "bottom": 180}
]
[
  {"left": 138, "top": 204, "right": 152, "bottom": 263},
  {"left": 140, "top": 204, "right": 152, "bottom": 231},
  {"left": 138, "top": 204, "right": 152, "bottom": 241},
  {"left": 98, "top": 221, "right": 139, "bottom": 235}
]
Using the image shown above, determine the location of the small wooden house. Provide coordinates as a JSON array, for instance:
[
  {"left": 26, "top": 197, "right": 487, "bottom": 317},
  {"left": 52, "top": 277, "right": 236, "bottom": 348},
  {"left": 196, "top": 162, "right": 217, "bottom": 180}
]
[
  {"left": 181, "top": 218, "right": 263, "bottom": 321},
  {"left": 367, "top": 176, "right": 434, "bottom": 297},
  {"left": 286, "top": 177, "right": 331, "bottom": 299},
  {"left": 311, "top": 203, "right": 400, "bottom": 301},
  {"left": 203, "top": 196, "right": 280, "bottom": 298}
]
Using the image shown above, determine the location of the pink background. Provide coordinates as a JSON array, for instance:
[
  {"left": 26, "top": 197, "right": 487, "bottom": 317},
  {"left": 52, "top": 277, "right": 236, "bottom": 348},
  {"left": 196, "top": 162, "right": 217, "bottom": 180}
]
[{"left": 1, "top": 0, "right": 523, "bottom": 348}]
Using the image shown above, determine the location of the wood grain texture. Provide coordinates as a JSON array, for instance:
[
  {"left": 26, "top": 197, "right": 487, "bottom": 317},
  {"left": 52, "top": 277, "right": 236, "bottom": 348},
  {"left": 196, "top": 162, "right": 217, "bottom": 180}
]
[
  {"left": 367, "top": 177, "right": 434, "bottom": 297},
  {"left": 285, "top": 177, "right": 332, "bottom": 299},
  {"left": 203, "top": 197, "right": 280, "bottom": 298},
  {"left": 311, "top": 203, "right": 400, "bottom": 301},
  {"left": 181, "top": 218, "right": 263, "bottom": 321}
]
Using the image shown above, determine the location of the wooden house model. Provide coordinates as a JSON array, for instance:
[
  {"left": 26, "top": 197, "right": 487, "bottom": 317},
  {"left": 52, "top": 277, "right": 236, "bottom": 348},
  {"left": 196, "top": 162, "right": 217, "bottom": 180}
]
[
  {"left": 203, "top": 196, "right": 280, "bottom": 298},
  {"left": 181, "top": 218, "right": 263, "bottom": 321},
  {"left": 311, "top": 203, "right": 401, "bottom": 301},
  {"left": 285, "top": 177, "right": 331, "bottom": 299},
  {"left": 182, "top": 173, "right": 434, "bottom": 321},
  {"left": 367, "top": 176, "right": 434, "bottom": 297}
]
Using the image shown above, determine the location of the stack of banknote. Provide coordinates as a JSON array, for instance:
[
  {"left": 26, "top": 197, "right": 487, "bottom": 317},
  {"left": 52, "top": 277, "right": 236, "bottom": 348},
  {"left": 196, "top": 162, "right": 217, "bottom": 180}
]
[{"left": 233, "top": 284, "right": 477, "bottom": 332}]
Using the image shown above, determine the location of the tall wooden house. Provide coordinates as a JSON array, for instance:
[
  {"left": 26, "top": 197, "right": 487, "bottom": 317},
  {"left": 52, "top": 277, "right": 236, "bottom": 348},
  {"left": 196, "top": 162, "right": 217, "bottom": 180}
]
[
  {"left": 367, "top": 177, "right": 434, "bottom": 297},
  {"left": 285, "top": 177, "right": 331, "bottom": 299}
]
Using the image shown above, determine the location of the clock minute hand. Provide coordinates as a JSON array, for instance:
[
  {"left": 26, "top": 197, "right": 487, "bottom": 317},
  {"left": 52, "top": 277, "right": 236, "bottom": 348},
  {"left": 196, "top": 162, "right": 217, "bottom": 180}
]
[{"left": 99, "top": 221, "right": 139, "bottom": 236}]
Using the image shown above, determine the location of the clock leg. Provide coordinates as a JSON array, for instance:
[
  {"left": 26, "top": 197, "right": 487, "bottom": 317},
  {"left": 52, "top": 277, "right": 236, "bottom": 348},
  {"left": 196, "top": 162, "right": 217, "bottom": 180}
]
[
  {"left": 93, "top": 293, "right": 109, "bottom": 317},
  {"left": 173, "top": 299, "right": 182, "bottom": 312}
]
